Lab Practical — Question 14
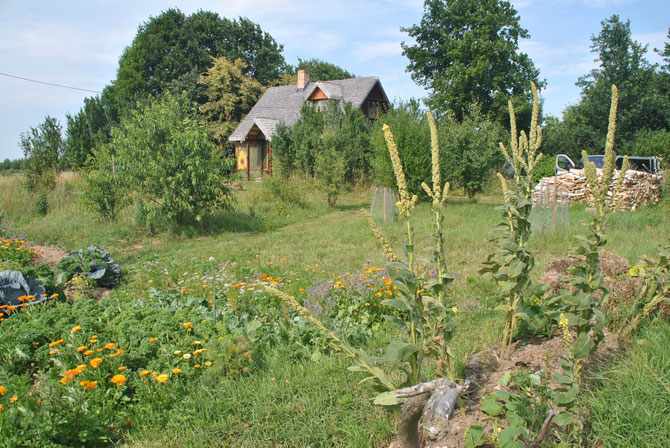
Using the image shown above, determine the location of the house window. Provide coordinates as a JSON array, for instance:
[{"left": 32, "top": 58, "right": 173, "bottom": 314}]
[{"left": 367, "top": 101, "right": 378, "bottom": 119}]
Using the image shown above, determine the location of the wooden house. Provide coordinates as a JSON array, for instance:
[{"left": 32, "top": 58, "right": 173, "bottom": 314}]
[{"left": 229, "top": 70, "right": 389, "bottom": 180}]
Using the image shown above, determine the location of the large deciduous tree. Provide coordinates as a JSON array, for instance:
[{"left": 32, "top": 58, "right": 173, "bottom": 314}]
[
  {"left": 567, "top": 15, "right": 669, "bottom": 153},
  {"left": 113, "top": 9, "right": 286, "bottom": 102},
  {"left": 63, "top": 96, "right": 112, "bottom": 169},
  {"left": 402, "top": 0, "right": 543, "bottom": 124},
  {"left": 198, "top": 57, "right": 265, "bottom": 146}
]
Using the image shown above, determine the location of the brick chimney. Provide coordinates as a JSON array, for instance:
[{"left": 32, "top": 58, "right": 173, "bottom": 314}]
[{"left": 297, "top": 69, "right": 310, "bottom": 89}]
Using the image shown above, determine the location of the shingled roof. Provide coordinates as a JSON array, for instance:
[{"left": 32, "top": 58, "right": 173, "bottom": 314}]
[{"left": 229, "top": 77, "right": 386, "bottom": 142}]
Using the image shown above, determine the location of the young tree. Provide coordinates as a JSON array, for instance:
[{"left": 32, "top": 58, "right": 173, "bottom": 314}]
[
  {"left": 64, "top": 96, "right": 112, "bottom": 169},
  {"left": 198, "top": 57, "right": 265, "bottom": 146},
  {"left": 86, "top": 95, "right": 232, "bottom": 231},
  {"left": 20, "top": 116, "right": 63, "bottom": 191},
  {"left": 402, "top": 0, "right": 543, "bottom": 124}
]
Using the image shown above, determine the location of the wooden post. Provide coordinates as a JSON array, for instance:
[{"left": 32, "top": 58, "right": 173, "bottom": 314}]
[{"left": 246, "top": 141, "right": 250, "bottom": 181}]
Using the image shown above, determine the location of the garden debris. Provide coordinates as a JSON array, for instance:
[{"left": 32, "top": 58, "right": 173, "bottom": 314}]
[
  {"left": 532, "top": 169, "right": 664, "bottom": 210},
  {"left": 0, "top": 270, "right": 47, "bottom": 315},
  {"left": 57, "top": 246, "right": 121, "bottom": 288}
]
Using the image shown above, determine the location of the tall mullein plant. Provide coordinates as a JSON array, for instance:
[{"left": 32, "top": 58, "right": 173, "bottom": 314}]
[
  {"left": 553, "top": 85, "right": 629, "bottom": 386},
  {"left": 420, "top": 112, "right": 456, "bottom": 378},
  {"left": 481, "top": 82, "right": 543, "bottom": 359}
]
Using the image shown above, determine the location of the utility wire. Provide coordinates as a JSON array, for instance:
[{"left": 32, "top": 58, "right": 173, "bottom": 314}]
[{"left": 0, "top": 72, "right": 101, "bottom": 94}]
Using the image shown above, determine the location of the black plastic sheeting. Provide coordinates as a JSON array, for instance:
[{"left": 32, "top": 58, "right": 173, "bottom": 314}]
[
  {"left": 0, "top": 270, "right": 48, "bottom": 316},
  {"left": 57, "top": 245, "right": 121, "bottom": 288}
]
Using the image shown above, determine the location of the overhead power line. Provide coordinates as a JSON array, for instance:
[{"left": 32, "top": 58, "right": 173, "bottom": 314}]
[{"left": 0, "top": 72, "right": 101, "bottom": 94}]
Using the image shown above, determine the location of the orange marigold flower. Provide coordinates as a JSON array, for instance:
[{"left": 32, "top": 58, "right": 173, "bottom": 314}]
[
  {"left": 204, "top": 361, "right": 212, "bottom": 367},
  {"left": 74, "top": 364, "right": 87, "bottom": 374},
  {"left": 82, "top": 381, "right": 97, "bottom": 390},
  {"left": 149, "top": 337, "right": 157, "bottom": 343},
  {"left": 90, "top": 358, "right": 103, "bottom": 368},
  {"left": 194, "top": 364, "right": 200, "bottom": 368},
  {"left": 118, "top": 366, "right": 127, "bottom": 371},
  {"left": 104, "top": 343, "right": 116, "bottom": 350},
  {"left": 49, "top": 339, "right": 64, "bottom": 347},
  {"left": 111, "top": 374, "right": 126, "bottom": 386},
  {"left": 83, "top": 350, "right": 94, "bottom": 356},
  {"left": 183, "top": 322, "right": 192, "bottom": 328},
  {"left": 49, "top": 349, "right": 58, "bottom": 355},
  {"left": 0, "top": 404, "right": 3, "bottom": 411},
  {"left": 10, "top": 395, "right": 18, "bottom": 403},
  {"left": 172, "top": 368, "right": 181, "bottom": 374},
  {"left": 0, "top": 385, "right": 5, "bottom": 396},
  {"left": 77, "top": 346, "right": 87, "bottom": 352},
  {"left": 155, "top": 374, "right": 169, "bottom": 383},
  {"left": 71, "top": 325, "right": 82, "bottom": 334},
  {"left": 139, "top": 370, "right": 150, "bottom": 376}
]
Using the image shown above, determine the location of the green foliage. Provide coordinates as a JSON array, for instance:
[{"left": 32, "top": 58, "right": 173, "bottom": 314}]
[
  {"left": 531, "top": 153, "right": 556, "bottom": 184},
  {"left": 113, "top": 9, "right": 286, "bottom": 103},
  {"left": 481, "top": 83, "right": 543, "bottom": 358},
  {"left": 441, "top": 108, "right": 505, "bottom": 198},
  {"left": 625, "top": 129, "right": 670, "bottom": 163},
  {"left": 371, "top": 100, "right": 431, "bottom": 197},
  {"left": 20, "top": 115, "right": 63, "bottom": 191},
  {"left": 81, "top": 148, "right": 126, "bottom": 220},
  {"left": 315, "top": 145, "right": 346, "bottom": 207},
  {"left": 280, "top": 58, "right": 355, "bottom": 84},
  {"left": 402, "top": 0, "right": 543, "bottom": 124},
  {"left": 63, "top": 96, "right": 113, "bottom": 170},
  {"left": 33, "top": 190, "right": 48, "bottom": 216},
  {"left": 87, "top": 94, "right": 232, "bottom": 231},
  {"left": 569, "top": 15, "right": 670, "bottom": 152},
  {"left": 0, "top": 158, "right": 24, "bottom": 172},
  {"left": 198, "top": 57, "right": 265, "bottom": 146},
  {"left": 0, "top": 229, "right": 37, "bottom": 266},
  {"left": 272, "top": 101, "right": 372, "bottom": 186}
]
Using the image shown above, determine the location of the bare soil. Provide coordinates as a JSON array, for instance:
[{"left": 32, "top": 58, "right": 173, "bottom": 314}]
[{"left": 31, "top": 244, "right": 68, "bottom": 267}]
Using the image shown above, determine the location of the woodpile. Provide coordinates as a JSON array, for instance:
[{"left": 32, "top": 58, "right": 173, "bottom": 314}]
[{"left": 532, "top": 169, "right": 665, "bottom": 211}]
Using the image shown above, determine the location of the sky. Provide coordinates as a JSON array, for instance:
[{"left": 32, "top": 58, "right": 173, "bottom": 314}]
[{"left": 0, "top": 0, "right": 668, "bottom": 161}]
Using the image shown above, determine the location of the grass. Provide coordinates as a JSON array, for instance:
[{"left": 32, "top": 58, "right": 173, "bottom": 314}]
[
  {"left": 585, "top": 320, "right": 670, "bottom": 448},
  {"left": 1, "top": 171, "right": 669, "bottom": 446}
]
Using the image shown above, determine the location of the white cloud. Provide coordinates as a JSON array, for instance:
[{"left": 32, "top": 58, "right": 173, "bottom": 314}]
[{"left": 354, "top": 41, "right": 402, "bottom": 62}]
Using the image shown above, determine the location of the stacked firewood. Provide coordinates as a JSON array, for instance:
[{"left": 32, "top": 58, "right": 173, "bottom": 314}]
[{"left": 532, "top": 169, "right": 665, "bottom": 210}]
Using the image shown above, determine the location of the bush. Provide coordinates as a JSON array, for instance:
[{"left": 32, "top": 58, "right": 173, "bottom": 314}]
[
  {"left": 441, "top": 109, "right": 505, "bottom": 199},
  {"left": 532, "top": 153, "right": 557, "bottom": 184},
  {"left": 370, "top": 100, "right": 431, "bottom": 197},
  {"left": 625, "top": 129, "right": 670, "bottom": 168},
  {"left": 20, "top": 116, "right": 63, "bottom": 192},
  {"left": 84, "top": 95, "right": 233, "bottom": 232}
]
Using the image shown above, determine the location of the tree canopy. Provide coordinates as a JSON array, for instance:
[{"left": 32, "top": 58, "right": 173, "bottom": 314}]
[
  {"left": 198, "top": 57, "right": 265, "bottom": 147},
  {"left": 112, "top": 9, "right": 286, "bottom": 102},
  {"left": 402, "top": 0, "right": 543, "bottom": 123},
  {"left": 20, "top": 116, "right": 63, "bottom": 191}
]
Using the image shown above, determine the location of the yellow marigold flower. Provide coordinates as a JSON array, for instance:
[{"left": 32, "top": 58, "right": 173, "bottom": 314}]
[
  {"left": 190, "top": 341, "right": 202, "bottom": 346},
  {"left": 49, "top": 339, "right": 63, "bottom": 347},
  {"left": 156, "top": 374, "right": 169, "bottom": 383},
  {"left": 111, "top": 374, "right": 126, "bottom": 386},
  {"left": 83, "top": 350, "right": 94, "bottom": 356},
  {"left": 71, "top": 325, "right": 82, "bottom": 334},
  {"left": 77, "top": 346, "right": 87, "bottom": 352},
  {"left": 0, "top": 385, "right": 5, "bottom": 396},
  {"left": 10, "top": 395, "right": 18, "bottom": 403},
  {"left": 149, "top": 337, "right": 157, "bottom": 343},
  {"left": 104, "top": 343, "right": 116, "bottom": 350},
  {"left": 90, "top": 358, "right": 103, "bottom": 368},
  {"left": 0, "top": 404, "right": 3, "bottom": 411},
  {"left": 183, "top": 353, "right": 191, "bottom": 360},
  {"left": 174, "top": 350, "right": 182, "bottom": 355},
  {"left": 204, "top": 361, "right": 212, "bottom": 367},
  {"left": 172, "top": 368, "right": 181, "bottom": 374},
  {"left": 97, "top": 348, "right": 103, "bottom": 352},
  {"left": 183, "top": 322, "right": 192, "bottom": 328},
  {"left": 49, "top": 349, "right": 58, "bottom": 355},
  {"left": 140, "top": 370, "right": 150, "bottom": 376},
  {"left": 452, "top": 307, "right": 458, "bottom": 313},
  {"left": 118, "top": 366, "right": 127, "bottom": 371}
]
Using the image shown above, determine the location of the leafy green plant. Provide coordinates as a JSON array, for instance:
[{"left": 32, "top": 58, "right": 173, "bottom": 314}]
[
  {"left": 0, "top": 230, "right": 38, "bottom": 266},
  {"left": 481, "top": 82, "right": 543, "bottom": 359}
]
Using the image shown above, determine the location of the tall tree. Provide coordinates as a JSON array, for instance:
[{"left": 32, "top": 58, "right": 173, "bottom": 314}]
[
  {"left": 113, "top": 9, "right": 286, "bottom": 102},
  {"left": 279, "top": 58, "right": 355, "bottom": 85},
  {"left": 573, "top": 15, "right": 669, "bottom": 150},
  {"left": 20, "top": 116, "right": 63, "bottom": 191},
  {"left": 64, "top": 96, "right": 112, "bottom": 169},
  {"left": 402, "top": 0, "right": 543, "bottom": 124},
  {"left": 198, "top": 57, "right": 265, "bottom": 146}
]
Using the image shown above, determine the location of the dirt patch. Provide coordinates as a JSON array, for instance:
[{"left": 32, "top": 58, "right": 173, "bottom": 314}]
[
  {"left": 422, "top": 331, "right": 622, "bottom": 448},
  {"left": 31, "top": 244, "right": 68, "bottom": 267}
]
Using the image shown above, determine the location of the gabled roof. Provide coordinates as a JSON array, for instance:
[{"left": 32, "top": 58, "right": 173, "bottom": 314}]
[{"left": 229, "top": 76, "right": 387, "bottom": 142}]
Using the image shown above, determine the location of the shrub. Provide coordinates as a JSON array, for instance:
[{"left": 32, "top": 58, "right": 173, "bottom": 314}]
[
  {"left": 441, "top": 108, "right": 505, "bottom": 199},
  {"left": 370, "top": 100, "right": 431, "bottom": 197},
  {"left": 20, "top": 115, "right": 63, "bottom": 192},
  {"left": 85, "top": 95, "right": 233, "bottom": 231}
]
